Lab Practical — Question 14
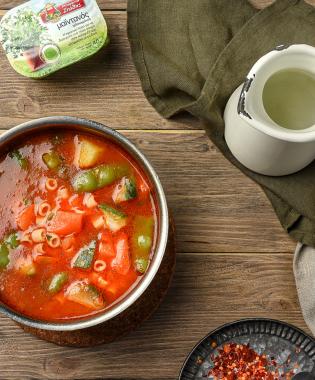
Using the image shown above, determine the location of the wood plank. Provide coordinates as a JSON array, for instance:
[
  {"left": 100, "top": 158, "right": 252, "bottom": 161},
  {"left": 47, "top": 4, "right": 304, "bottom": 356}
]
[
  {"left": 1, "top": 1, "right": 314, "bottom": 11},
  {"left": 0, "top": 1, "right": 314, "bottom": 128},
  {"left": 0, "top": 0, "right": 127, "bottom": 10},
  {"left": 121, "top": 130, "right": 295, "bottom": 253},
  {"left": 0, "top": 252, "right": 307, "bottom": 380},
  {"left": 0, "top": 129, "right": 295, "bottom": 253},
  {"left": 0, "top": 0, "right": 279, "bottom": 10},
  {"left": 0, "top": 11, "right": 200, "bottom": 131}
]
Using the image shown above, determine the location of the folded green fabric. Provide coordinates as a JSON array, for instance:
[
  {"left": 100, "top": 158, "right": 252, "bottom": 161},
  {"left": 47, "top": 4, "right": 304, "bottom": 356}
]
[{"left": 128, "top": 0, "right": 315, "bottom": 247}]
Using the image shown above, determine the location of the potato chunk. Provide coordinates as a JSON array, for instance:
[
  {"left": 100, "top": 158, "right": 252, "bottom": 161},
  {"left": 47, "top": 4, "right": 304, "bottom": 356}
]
[{"left": 78, "top": 138, "right": 105, "bottom": 169}]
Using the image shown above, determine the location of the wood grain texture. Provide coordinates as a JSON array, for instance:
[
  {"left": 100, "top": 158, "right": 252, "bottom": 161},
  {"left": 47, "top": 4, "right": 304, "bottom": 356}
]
[
  {"left": 0, "top": 129, "right": 295, "bottom": 254},
  {"left": 0, "top": 253, "right": 308, "bottom": 380},
  {"left": 1, "top": 0, "right": 315, "bottom": 11},
  {"left": 0, "top": 0, "right": 311, "bottom": 379},
  {"left": 121, "top": 131, "right": 296, "bottom": 253},
  {"left": 0, "top": 12, "right": 200, "bottom": 131}
]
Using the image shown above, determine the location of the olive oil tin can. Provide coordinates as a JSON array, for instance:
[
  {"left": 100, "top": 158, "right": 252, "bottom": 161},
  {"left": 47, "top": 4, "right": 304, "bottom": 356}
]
[{"left": 0, "top": 0, "right": 109, "bottom": 78}]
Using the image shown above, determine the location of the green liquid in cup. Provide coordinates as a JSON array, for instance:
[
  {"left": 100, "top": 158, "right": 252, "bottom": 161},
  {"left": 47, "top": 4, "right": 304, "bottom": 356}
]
[{"left": 263, "top": 69, "right": 315, "bottom": 130}]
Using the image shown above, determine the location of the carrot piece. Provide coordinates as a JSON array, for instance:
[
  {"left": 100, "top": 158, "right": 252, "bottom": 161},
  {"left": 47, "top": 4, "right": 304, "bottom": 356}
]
[
  {"left": 34, "top": 255, "right": 57, "bottom": 264},
  {"left": 98, "top": 230, "right": 115, "bottom": 258},
  {"left": 17, "top": 204, "right": 35, "bottom": 231},
  {"left": 100, "top": 230, "right": 113, "bottom": 242},
  {"left": 47, "top": 211, "right": 83, "bottom": 236},
  {"left": 62, "top": 235, "right": 75, "bottom": 251},
  {"left": 111, "top": 232, "right": 130, "bottom": 275}
]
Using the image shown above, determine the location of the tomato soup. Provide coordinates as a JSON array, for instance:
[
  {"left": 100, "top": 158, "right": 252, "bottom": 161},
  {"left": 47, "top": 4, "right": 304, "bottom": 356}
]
[{"left": 0, "top": 131, "right": 157, "bottom": 321}]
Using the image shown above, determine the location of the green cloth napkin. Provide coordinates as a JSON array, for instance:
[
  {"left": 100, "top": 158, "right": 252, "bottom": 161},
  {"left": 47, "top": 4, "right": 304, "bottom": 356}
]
[{"left": 127, "top": 0, "right": 315, "bottom": 247}]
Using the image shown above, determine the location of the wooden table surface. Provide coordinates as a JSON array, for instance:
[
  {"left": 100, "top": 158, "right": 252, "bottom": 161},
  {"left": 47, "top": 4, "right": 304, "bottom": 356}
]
[{"left": 0, "top": 1, "right": 314, "bottom": 379}]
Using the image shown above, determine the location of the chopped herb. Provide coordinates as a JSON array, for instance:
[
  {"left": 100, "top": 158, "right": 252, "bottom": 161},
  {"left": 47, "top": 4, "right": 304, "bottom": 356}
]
[
  {"left": 9, "top": 150, "right": 28, "bottom": 170},
  {"left": 5, "top": 232, "right": 20, "bottom": 249},
  {"left": 58, "top": 165, "right": 70, "bottom": 180}
]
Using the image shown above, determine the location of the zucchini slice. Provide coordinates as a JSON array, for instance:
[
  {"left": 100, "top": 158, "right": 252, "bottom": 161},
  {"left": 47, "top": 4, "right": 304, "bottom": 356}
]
[
  {"left": 112, "top": 177, "right": 137, "bottom": 204},
  {"left": 72, "top": 240, "right": 96, "bottom": 269},
  {"left": 99, "top": 204, "right": 127, "bottom": 232},
  {"left": 65, "top": 280, "right": 105, "bottom": 310}
]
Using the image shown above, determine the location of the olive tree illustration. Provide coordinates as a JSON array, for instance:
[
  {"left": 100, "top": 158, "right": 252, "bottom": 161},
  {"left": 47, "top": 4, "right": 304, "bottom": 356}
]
[{"left": 0, "top": 9, "right": 48, "bottom": 58}]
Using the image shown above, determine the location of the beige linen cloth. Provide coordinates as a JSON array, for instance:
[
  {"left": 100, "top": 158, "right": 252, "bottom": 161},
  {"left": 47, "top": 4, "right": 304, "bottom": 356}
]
[{"left": 294, "top": 245, "right": 315, "bottom": 335}]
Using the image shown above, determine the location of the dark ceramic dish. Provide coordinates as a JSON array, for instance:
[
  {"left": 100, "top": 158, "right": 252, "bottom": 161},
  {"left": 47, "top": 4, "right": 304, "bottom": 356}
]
[{"left": 179, "top": 318, "right": 315, "bottom": 379}]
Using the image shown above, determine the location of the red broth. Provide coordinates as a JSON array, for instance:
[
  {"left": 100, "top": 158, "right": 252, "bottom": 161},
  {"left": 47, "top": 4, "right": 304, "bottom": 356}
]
[{"left": 0, "top": 131, "right": 157, "bottom": 321}]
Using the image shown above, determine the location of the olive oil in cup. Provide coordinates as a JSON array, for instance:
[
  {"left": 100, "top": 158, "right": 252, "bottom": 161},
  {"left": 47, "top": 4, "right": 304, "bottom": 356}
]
[
  {"left": 263, "top": 69, "right": 315, "bottom": 130},
  {"left": 224, "top": 44, "right": 315, "bottom": 176}
]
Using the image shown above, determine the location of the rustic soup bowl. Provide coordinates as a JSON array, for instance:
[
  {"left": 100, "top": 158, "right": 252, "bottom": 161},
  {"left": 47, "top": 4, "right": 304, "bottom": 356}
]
[{"left": 0, "top": 116, "right": 168, "bottom": 331}]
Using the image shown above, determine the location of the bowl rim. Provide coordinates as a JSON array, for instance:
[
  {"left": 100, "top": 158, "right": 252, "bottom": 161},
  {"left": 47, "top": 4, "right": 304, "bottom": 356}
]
[{"left": 0, "top": 116, "right": 169, "bottom": 331}]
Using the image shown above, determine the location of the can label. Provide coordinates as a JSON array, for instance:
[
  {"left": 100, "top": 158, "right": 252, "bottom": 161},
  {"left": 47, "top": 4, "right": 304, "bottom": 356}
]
[{"left": 0, "top": 0, "right": 108, "bottom": 78}]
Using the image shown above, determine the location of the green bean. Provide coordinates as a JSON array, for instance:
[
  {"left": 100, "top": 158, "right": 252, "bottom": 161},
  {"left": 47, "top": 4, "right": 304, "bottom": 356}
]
[
  {"left": 132, "top": 216, "right": 154, "bottom": 274},
  {"left": 73, "top": 170, "right": 98, "bottom": 192},
  {"left": 0, "top": 244, "right": 9, "bottom": 268},
  {"left": 42, "top": 152, "right": 62, "bottom": 170},
  {"left": 134, "top": 258, "right": 149, "bottom": 274},
  {"left": 73, "top": 164, "right": 129, "bottom": 193},
  {"left": 95, "top": 165, "right": 117, "bottom": 188},
  {"left": 95, "top": 164, "right": 129, "bottom": 188},
  {"left": 137, "top": 235, "right": 152, "bottom": 250},
  {"left": 48, "top": 272, "right": 68, "bottom": 294}
]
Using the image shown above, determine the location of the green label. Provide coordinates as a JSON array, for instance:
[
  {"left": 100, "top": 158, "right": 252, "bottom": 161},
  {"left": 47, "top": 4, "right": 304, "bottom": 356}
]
[{"left": 0, "top": 0, "right": 108, "bottom": 78}]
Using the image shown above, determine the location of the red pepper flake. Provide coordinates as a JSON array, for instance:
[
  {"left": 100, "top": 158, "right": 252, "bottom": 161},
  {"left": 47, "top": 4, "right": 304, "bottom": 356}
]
[
  {"left": 196, "top": 356, "right": 204, "bottom": 365},
  {"left": 208, "top": 343, "right": 296, "bottom": 380}
]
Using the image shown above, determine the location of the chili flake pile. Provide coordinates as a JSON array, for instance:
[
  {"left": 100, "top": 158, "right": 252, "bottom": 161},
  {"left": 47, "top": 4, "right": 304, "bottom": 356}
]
[{"left": 208, "top": 343, "right": 295, "bottom": 380}]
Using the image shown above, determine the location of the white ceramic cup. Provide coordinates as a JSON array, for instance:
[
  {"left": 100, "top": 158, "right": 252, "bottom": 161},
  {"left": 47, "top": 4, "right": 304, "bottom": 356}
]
[{"left": 224, "top": 44, "right": 315, "bottom": 176}]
